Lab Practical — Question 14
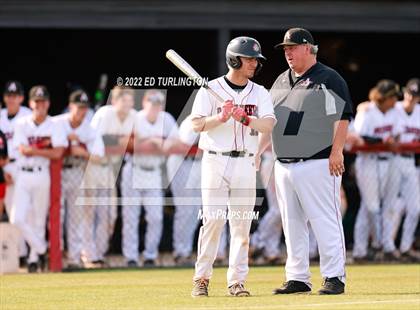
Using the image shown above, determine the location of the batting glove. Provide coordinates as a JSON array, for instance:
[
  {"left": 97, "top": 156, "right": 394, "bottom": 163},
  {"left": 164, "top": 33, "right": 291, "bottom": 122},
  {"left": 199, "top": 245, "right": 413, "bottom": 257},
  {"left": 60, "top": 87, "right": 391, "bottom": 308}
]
[
  {"left": 232, "top": 107, "right": 251, "bottom": 126},
  {"left": 217, "top": 100, "right": 234, "bottom": 123}
]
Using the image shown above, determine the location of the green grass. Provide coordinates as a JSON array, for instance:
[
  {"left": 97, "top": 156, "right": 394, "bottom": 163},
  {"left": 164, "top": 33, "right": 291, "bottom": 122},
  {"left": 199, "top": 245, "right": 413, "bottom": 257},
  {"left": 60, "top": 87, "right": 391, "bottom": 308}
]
[{"left": 1, "top": 265, "right": 419, "bottom": 310}]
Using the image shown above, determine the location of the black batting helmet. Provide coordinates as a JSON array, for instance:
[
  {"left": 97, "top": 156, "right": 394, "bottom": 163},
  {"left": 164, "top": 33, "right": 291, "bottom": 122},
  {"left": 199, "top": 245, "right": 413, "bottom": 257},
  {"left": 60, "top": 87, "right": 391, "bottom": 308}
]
[{"left": 226, "top": 36, "right": 266, "bottom": 74}]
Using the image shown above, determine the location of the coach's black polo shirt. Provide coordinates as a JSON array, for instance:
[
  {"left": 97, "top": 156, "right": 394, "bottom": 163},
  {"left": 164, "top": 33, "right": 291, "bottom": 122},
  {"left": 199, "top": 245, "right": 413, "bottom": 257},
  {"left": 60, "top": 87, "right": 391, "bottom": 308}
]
[{"left": 270, "top": 62, "right": 353, "bottom": 160}]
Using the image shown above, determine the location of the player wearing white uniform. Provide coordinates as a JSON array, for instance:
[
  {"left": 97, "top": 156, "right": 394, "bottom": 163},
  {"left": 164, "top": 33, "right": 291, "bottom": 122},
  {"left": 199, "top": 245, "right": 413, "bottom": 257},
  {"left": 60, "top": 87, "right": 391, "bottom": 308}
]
[
  {"left": 352, "top": 80, "right": 400, "bottom": 262},
  {"left": 382, "top": 79, "right": 420, "bottom": 262},
  {"left": 190, "top": 37, "right": 276, "bottom": 297},
  {"left": 54, "top": 90, "right": 105, "bottom": 268},
  {"left": 0, "top": 81, "right": 31, "bottom": 262},
  {"left": 121, "top": 90, "right": 178, "bottom": 267},
  {"left": 167, "top": 115, "right": 202, "bottom": 266},
  {"left": 85, "top": 86, "right": 136, "bottom": 266},
  {"left": 10, "top": 86, "right": 67, "bottom": 273}
]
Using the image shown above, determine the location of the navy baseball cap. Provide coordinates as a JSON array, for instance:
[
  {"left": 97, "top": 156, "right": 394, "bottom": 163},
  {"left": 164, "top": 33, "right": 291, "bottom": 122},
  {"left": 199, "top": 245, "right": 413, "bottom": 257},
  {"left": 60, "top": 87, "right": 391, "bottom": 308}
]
[
  {"left": 4, "top": 80, "right": 24, "bottom": 95},
  {"left": 29, "top": 85, "right": 50, "bottom": 101},
  {"left": 275, "top": 28, "right": 315, "bottom": 49},
  {"left": 69, "top": 90, "right": 90, "bottom": 106},
  {"left": 404, "top": 78, "right": 420, "bottom": 97}
]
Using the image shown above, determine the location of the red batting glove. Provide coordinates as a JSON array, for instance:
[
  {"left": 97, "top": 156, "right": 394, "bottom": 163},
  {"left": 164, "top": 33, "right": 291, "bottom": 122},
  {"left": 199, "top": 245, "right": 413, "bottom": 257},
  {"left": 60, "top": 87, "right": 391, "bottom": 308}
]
[
  {"left": 232, "top": 107, "right": 251, "bottom": 126},
  {"left": 217, "top": 100, "right": 234, "bottom": 123}
]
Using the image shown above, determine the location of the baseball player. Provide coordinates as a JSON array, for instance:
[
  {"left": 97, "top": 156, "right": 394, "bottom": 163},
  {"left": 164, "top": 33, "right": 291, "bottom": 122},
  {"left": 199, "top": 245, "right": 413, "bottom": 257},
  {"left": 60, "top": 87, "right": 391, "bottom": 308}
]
[
  {"left": 54, "top": 90, "right": 105, "bottom": 268},
  {"left": 263, "top": 28, "right": 353, "bottom": 295},
  {"left": 190, "top": 36, "right": 276, "bottom": 297},
  {"left": 10, "top": 85, "right": 68, "bottom": 273},
  {"left": 0, "top": 114, "right": 8, "bottom": 219},
  {"left": 352, "top": 80, "right": 401, "bottom": 262},
  {"left": 166, "top": 115, "right": 202, "bottom": 266},
  {"left": 84, "top": 86, "right": 136, "bottom": 267},
  {"left": 0, "top": 81, "right": 31, "bottom": 262},
  {"left": 381, "top": 78, "right": 420, "bottom": 262},
  {"left": 121, "top": 89, "right": 178, "bottom": 267}
]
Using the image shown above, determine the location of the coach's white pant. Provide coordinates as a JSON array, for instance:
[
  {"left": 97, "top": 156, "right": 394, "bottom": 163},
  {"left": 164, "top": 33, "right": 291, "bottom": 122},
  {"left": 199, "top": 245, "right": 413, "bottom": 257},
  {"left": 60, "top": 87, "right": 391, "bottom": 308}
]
[
  {"left": 3, "top": 162, "right": 27, "bottom": 257},
  {"left": 121, "top": 163, "right": 163, "bottom": 261},
  {"left": 10, "top": 169, "right": 50, "bottom": 263},
  {"left": 168, "top": 156, "right": 202, "bottom": 258},
  {"left": 274, "top": 159, "right": 346, "bottom": 284},
  {"left": 194, "top": 152, "right": 256, "bottom": 287}
]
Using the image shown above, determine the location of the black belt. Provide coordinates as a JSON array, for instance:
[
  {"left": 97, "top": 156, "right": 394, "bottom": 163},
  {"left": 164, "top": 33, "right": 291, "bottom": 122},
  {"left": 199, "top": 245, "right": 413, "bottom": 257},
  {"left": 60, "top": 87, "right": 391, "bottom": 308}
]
[
  {"left": 277, "top": 158, "right": 308, "bottom": 164},
  {"left": 9, "top": 158, "right": 16, "bottom": 163},
  {"left": 21, "top": 166, "right": 43, "bottom": 172},
  {"left": 377, "top": 156, "right": 389, "bottom": 161},
  {"left": 63, "top": 164, "right": 84, "bottom": 169},
  {"left": 134, "top": 165, "right": 156, "bottom": 171},
  {"left": 400, "top": 153, "right": 414, "bottom": 159},
  {"left": 208, "top": 150, "right": 254, "bottom": 158}
]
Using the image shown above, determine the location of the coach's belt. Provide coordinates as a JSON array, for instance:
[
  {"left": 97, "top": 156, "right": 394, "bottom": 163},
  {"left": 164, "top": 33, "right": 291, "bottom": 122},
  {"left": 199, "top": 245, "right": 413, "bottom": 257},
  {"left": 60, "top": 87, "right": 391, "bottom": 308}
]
[
  {"left": 21, "top": 166, "right": 43, "bottom": 172},
  {"left": 277, "top": 158, "right": 307, "bottom": 164},
  {"left": 208, "top": 150, "right": 254, "bottom": 158}
]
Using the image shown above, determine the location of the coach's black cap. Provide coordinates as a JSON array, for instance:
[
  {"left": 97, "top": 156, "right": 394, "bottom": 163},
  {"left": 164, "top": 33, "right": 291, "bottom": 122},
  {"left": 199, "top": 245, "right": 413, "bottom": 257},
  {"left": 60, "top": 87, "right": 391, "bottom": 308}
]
[
  {"left": 4, "top": 81, "right": 24, "bottom": 95},
  {"left": 404, "top": 78, "right": 420, "bottom": 97},
  {"left": 275, "top": 28, "right": 315, "bottom": 49},
  {"left": 29, "top": 85, "right": 50, "bottom": 101},
  {"left": 376, "top": 79, "right": 400, "bottom": 98},
  {"left": 69, "top": 90, "right": 90, "bottom": 105}
]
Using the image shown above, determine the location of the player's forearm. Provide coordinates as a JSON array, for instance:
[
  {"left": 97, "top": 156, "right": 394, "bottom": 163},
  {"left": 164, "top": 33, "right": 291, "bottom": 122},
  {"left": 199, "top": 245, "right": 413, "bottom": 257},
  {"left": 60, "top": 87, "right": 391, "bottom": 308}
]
[
  {"left": 257, "top": 132, "right": 272, "bottom": 156},
  {"left": 191, "top": 115, "right": 223, "bottom": 132},
  {"left": 331, "top": 120, "right": 349, "bottom": 154},
  {"left": 248, "top": 117, "right": 276, "bottom": 134},
  {"left": 32, "top": 147, "right": 65, "bottom": 159}
]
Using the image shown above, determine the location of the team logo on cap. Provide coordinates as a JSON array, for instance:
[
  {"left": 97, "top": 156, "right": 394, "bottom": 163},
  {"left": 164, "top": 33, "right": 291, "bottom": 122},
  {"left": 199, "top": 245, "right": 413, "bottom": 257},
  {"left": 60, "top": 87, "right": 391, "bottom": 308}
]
[
  {"left": 409, "top": 84, "right": 418, "bottom": 93},
  {"left": 302, "top": 38, "right": 308, "bottom": 43},
  {"left": 8, "top": 83, "right": 17, "bottom": 92},
  {"left": 285, "top": 32, "right": 291, "bottom": 41},
  {"left": 35, "top": 87, "right": 44, "bottom": 97},
  {"left": 80, "top": 92, "right": 88, "bottom": 102},
  {"left": 253, "top": 43, "right": 260, "bottom": 52}
]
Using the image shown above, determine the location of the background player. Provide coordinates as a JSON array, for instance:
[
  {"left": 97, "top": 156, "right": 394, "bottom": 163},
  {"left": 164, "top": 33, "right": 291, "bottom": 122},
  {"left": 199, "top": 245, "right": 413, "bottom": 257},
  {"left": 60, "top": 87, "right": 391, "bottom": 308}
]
[
  {"left": 190, "top": 36, "right": 276, "bottom": 297},
  {"left": 10, "top": 86, "right": 67, "bottom": 272},
  {"left": 54, "top": 90, "right": 105, "bottom": 269},
  {"left": 121, "top": 89, "right": 177, "bottom": 267},
  {"left": 0, "top": 104, "right": 8, "bottom": 218}
]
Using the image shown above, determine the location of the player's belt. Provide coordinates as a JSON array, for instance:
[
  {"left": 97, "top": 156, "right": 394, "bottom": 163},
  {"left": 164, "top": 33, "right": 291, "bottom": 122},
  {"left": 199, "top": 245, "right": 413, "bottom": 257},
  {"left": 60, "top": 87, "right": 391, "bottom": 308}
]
[
  {"left": 21, "top": 166, "right": 43, "bottom": 172},
  {"left": 134, "top": 164, "right": 157, "bottom": 171},
  {"left": 9, "top": 158, "right": 16, "bottom": 163},
  {"left": 208, "top": 150, "right": 254, "bottom": 158},
  {"left": 377, "top": 156, "right": 390, "bottom": 161},
  {"left": 400, "top": 153, "right": 414, "bottom": 159}
]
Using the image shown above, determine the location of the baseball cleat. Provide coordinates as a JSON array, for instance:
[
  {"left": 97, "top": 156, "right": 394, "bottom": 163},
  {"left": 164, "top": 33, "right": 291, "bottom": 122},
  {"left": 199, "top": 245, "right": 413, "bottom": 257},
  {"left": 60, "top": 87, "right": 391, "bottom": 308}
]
[
  {"left": 318, "top": 277, "right": 345, "bottom": 295},
  {"left": 228, "top": 283, "right": 250, "bottom": 297},
  {"left": 143, "top": 259, "right": 155, "bottom": 267},
  {"left": 273, "top": 280, "right": 311, "bottom": 295},
  {"left": 127, "top": 260, "right": 139, "bottom": 268},
  {"left": 27, "top": 262, "right": 38, "bottom": 273},
  {"left": 400, "top": 250, "right": 420, "bottom": 263},
  {"left": 191, "top": 278, "right": 209, "bottom": 297}
]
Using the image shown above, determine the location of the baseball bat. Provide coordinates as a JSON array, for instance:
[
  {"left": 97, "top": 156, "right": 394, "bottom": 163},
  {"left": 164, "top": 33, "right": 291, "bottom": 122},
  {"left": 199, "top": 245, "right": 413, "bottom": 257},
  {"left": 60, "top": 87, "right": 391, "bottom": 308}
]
[{"left": 165, "top": 49, "right": 224, "bottom": 103}]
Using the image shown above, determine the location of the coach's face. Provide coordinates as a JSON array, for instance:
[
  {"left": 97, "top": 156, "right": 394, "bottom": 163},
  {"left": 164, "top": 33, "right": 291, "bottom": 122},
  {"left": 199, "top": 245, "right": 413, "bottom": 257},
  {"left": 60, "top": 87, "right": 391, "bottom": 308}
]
[
  {"left": 283, "top": 44, "right": 311, "bottom": 72},
  {"left": 239, "top": 57, "right": 258, "bottom": 79}
]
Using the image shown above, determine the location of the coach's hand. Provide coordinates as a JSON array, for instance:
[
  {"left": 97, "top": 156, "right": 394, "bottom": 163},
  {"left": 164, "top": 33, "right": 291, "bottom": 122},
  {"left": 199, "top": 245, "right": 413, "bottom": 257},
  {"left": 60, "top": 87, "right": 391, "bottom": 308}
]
[
  {"left": 232, "top": 107, "right": 250, "bottom": 126},
  {"left": 218, "top": 100, "right": 234, "bottom": 122},
  {"left": 329, "top": 150, "right": 345, "bottom": 177}
]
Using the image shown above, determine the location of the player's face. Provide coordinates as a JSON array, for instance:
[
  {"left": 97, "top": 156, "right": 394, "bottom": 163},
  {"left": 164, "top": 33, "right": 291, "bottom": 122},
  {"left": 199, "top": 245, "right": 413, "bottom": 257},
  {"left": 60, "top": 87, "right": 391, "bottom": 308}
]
[
  {"left": 239, "top": 57, "right": 258, "bottom": 78},
  {"left": 3, "top": 94, "right": 24, "bottom": 111},
  {"left": 113, "top": 93, "right": 134, "bottom": 115},
  {"left": 143, "top": 99, "right": 163, "bottom": 120},
  {"left": 30, "top": 99, "right": 49, "bottom": 116},
  {"left": 381, "top": 96, "right": 398, "bottom": 112},
  {"left": 283, "top": 44, "right": 310, "bottom": 71},
  {"left": 69, "top": 103, "right": 88, "bottom": 122}
]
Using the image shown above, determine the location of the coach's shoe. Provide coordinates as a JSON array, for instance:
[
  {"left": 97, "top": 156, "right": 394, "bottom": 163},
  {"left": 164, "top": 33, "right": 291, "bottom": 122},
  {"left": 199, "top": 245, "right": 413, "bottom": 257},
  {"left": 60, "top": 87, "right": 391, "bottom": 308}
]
[
  {"left": 28, "top": 262, "right": 38, "bottom": 273},
  {"left": 273, "top": 281, "right": 311, "bottom": 295},
  {"left": 228, "top": 283, "right": 250, "bottom": 297},
  {"left": 318, "top": 277, "right": 345, "bottom": 295},
  {"left": 191, "top": 278, "right": 209, "bottom": 297}
]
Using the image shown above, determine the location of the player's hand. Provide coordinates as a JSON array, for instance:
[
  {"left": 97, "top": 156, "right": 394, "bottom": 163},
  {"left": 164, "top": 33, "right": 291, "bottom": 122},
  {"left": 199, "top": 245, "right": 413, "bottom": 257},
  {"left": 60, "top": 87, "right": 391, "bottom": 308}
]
[
  {"left": 4, "top": 173, "right": 13, "bottom": 185},
  {"left": 232, "top": 106, "right": 251, "bottom": 126},
  {"left": 329, "top": 151, "right": 345, "bottom": 177},
  {"left": 68, "top": 133, "right": 80, "bottom": 143},
  {"left": 255, "top": 154, "right": 261, "bottom": 171},
  {"left": 20, "top": 145, "right": 35, "bottom": 156},
  {"left": 70, "top": 146, "right": 89, "bottom": 158},
  {"left": 217, "top": 100, "right": 234, "bottom": 122}
]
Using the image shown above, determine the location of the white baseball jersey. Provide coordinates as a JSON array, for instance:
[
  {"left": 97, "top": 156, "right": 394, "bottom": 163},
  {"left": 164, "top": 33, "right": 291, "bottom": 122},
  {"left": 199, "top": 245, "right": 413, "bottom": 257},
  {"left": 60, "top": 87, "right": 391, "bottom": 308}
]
[
  {"left": 0, "top": 107, "right": 32, "bottom": 160},
  {"left": 394, "top": 102, "right": 420, "bottom": 143},
  {"left": 191, "top": 77, "right": 276, "bottom": 153},
  {"left": 179, "top": 115, "right": 200, "bottom": 146},
  {"left": 353, "top": 102, "right": 401, "bottom": 147},
  {"left": 133, "top": 110, "right": 178, "bottom": 168},
  {"left": 13, "top": 115, "right": 68, "bottom": 168},
  {"left": 53, "top": 113, "right": 105, "bottom": 162},
  {"left": 91, "top": 105, "right": 136, "bottom": 136}
]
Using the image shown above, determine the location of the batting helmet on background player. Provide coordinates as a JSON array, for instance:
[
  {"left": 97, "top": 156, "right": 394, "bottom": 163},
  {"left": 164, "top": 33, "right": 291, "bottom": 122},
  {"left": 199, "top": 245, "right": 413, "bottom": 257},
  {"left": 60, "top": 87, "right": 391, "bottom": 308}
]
[{"left": 226, "top": 36, "right": 266, "bottom": 74}]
